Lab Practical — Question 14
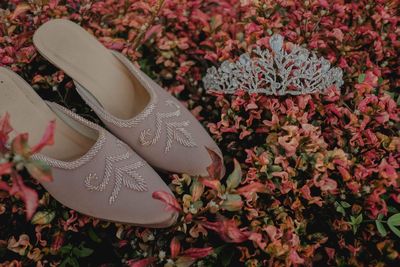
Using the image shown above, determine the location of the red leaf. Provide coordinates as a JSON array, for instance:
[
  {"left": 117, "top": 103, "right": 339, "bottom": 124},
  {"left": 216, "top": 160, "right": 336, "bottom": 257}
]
[
  {"left": 182, "top": 247, "right": 213, "bottom": 259},
  {"left": 0, "top": 112, "right": 12, "bottom": 150},
  {"left": 127, "top": 257, "right": 156, "bottom": 267},
  {"left": 202, "top": 217, "right": 250, "bottom": 243},
  {"left": 205, "top": 147, "right": 223, "bottom": 179},
  {"left": 31, "top": 120, "right": 56, "bottom": 154},
  {"left": 143, "top": 24, "right": 163, "bottom": 43},
  {"left": 0, "top": 181, "right": 11, "bottom": 192},
  {"left": 9, "top": 173, "right": 38, "bottom": 220},
  {"left": 248, "top": 232, "right": 267, "bottom": 250},
  {"left": 198, "top": 177, "right": 222, "bottom": 192},
  {"left": 289, "top": 250, "right": 305, "bottom": 264},
  {"left": 12, "top": 133, "right": 30, "bottom": 157},
  {"left": 152, "top": 190, "right": 181, "bottom": 212},
  {"left": 10, "top": 3, "right": 30, "bottom": 20},
  {"left": 26, "top": 160, "right": 53, "bottom": 182},
  {"left": 236, "top": 182, "right": 267, "bottom": 199},
  {"left": 0, "top": 162, "right": 12, "bottom": 176},
  {"left": 48, "top": 0, "right": 59, "bottom": 9},
  {"left": 170, "top": 236, "right": 181, "bottom": 259}
]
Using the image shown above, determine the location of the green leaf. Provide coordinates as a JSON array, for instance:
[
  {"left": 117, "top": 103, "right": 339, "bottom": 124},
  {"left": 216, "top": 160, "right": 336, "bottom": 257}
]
[
  {"left": 59, "top": 244, "right": 73, "bottom": 255},
  {"left": 193, "top": 200, "right": 204, "bottom": 210},
  {"left": 59, "top": 257, "right": 69, "bottom": 267},
  {"left": 190, "top": 178, "right": 204, "bottom": 202},
  {"left": 375, "top": 220, "right": 387, "bottom": 237},
  {"left": 175, "top": 256, "right": 195, "bottom": 267},
  {"left": 388, "top": 206, "right": 400, "bottom": 214},
  {"left": 31, "top": 210, "right": 55, "bottom": 225},
  {"left": 72, "top": 245, "right": 93, "bottom": 258},
  {"left": 388, "top": 213, "right": 400, "bottom": 226},
  {"left": 70, "top": 257, "right": 79, "bottom": 267},
  {"left": 384, "top": 91, "right": 396, "bottom": 100},
  {"left": 88, "top": 228, "right": 102, "bottom": 243},
  {"left": 213, "top": 245, "right": 227, "bottom": 255},
  {"left": 226, "top": 159, "right": 242, "bottom": 191},
  {"left": 340, "top": 201, "right": 351, "bottom": 208},
  {"left": 388, "top": 223, "right": 400, "bottom": 238},
  {"left": 60, "top": 256, "right": 79, "bottom": 267},
  {"left": 387, "top": 214, "right": 400, "bottom": 238},
  {"left": 270, "top": 165, "right": 282, "bottom": 172},
  {"left": 336, "top": 205, "right": 345, "bottom": 216},
  {"left": 355, "top": 214, "right": 363, "bottom": 224},
  {"left": 220, "top": 194, "right": 243, "bottom": 211},
  {"left": 220, "top": 246, "right": 235, "bottom": 267},
  {"left": 11, "top": 133, "right": 30, "bottom": 158},
  {"left": 358, "top": 73, "right": 366, "bottom": 83}
]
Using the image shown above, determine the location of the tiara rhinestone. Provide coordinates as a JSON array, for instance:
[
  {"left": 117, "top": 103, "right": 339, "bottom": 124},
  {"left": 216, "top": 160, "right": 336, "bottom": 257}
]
[{"left": 203, "top": 34, "right": 344, "bottom": 95}]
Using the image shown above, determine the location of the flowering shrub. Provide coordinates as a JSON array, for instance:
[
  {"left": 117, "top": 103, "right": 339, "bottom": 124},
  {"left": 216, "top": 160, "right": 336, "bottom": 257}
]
[{"left": 0, "top": 0, "right": 399, "bottom": 266}]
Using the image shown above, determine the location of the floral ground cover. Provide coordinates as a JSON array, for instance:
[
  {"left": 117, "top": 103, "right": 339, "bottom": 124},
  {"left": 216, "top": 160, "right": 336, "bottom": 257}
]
[{"left": 0, "top": 0, "right": 399, "bottom": 266}]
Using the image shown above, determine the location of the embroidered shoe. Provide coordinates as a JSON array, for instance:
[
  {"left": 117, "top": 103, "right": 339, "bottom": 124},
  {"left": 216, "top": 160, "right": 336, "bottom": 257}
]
[
  {"left": 0, "top": 67, "right": 178, "bottom": 227},
  {"left": 33, "top": 19, "right": 224, "bottom": 177}
]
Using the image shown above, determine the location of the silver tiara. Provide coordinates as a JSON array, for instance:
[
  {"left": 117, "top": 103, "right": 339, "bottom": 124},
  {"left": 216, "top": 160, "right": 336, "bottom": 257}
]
[{"left": 203, "top": 34, "right": 343, "bottom": 95}]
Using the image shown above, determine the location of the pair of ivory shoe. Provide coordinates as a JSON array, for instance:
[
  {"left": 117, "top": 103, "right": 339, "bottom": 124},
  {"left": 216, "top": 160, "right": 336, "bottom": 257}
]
[{"left": 0, "top": 19, "right": 223, "bottom": 228}]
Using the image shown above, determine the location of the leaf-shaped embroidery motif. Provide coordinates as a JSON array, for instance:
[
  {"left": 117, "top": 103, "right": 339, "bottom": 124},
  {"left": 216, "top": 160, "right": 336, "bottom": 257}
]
[
  {"left": 109, "top": 161, "right": 146, "bottom": 204},
  {"left": 84, "top": 142, "right": 147, "bottom": 204},
  {"left": 140, "top": 100, "right": 197, "bottom": 153}
]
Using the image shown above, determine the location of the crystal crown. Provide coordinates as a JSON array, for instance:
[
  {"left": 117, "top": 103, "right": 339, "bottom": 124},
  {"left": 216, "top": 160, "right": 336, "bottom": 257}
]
[{"left": 203, "top": 34, "right": 344, "bottom": 95}]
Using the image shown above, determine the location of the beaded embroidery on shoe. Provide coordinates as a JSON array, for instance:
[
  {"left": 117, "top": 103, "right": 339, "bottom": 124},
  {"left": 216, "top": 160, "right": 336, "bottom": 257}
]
[
  {"left": 84, "top": 139, "right": 147, "bottom": 204},
  {"left": 31, "top": 103, "right": 107, "bottom": 170},
  {"left": 139, "top": 100, "right": 197, "bottom": 153}
]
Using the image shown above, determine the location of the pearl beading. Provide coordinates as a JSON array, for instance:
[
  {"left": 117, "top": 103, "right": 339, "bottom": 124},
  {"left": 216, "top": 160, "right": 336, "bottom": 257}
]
[{"left": 139, "top": 100, "right": 197, "bottom": 153}]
